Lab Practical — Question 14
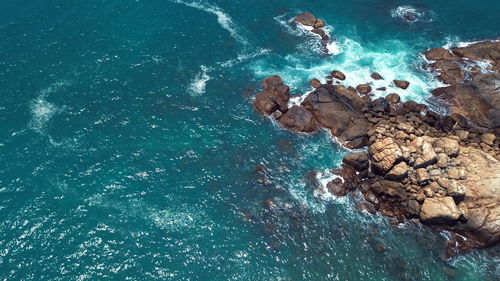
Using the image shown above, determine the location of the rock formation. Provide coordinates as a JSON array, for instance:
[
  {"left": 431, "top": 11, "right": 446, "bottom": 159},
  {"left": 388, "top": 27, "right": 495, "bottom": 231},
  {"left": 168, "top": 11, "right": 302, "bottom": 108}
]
[
  {"left": 250, "top": 40, "right": 500, "bottom": 253},
  {"left": 425, "top": 41, "right": 500, "bottom": 131}
]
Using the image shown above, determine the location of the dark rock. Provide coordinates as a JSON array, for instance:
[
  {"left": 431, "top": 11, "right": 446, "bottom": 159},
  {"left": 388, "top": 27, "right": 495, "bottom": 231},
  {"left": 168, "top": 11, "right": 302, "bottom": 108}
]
[
  {"left": 254, "top": 82, "right": 290, "bottom": 115},
  {"left": 310, "top": 78, "right": 322, "bottom": 88},
  {"left": 424, "top": 48, "right": 459, "bottom": 61},
  {"left": 371, "top": 72, "right": 384, "bottom": 80},
  {"left": 431, "top": 73, "right": 500, "bottom": 128},
  {"left": 371, "top": 180, "right": 408, "bottom": 201},
  {"left": 431, "top": 60, "right": 465, "bottom": 84},
  {"left": 343, "top": 152, "right": 369, "bottom": 171},
  {"left": 327, "top": 178, "right": 347, "bottom": 196},
  {"left": 385, "top": 93, "right": 401, "bottom": 104},
  {"left": 294, "top": 12, "right": 317, "bottom": 27},
  {"left": 311, "top": 28, "right": 325, "bottom": 37},
  {"left": 330, "top": 70, "right": 346, "bottom": 80},
  {"left": 301, "top": 85, "right": 368, "bottom": 147},
  {"left": 277, "top": 106, "right": 317, "bottom": 133},
  {"left": 356, "top": 84, "right": 372, "bottom": 95},
  {"left": 451, "top": 41, "right": 500, "bottom": 70},
  {"left": 394, "top": 80, "right": 410, "bottom": 89}
]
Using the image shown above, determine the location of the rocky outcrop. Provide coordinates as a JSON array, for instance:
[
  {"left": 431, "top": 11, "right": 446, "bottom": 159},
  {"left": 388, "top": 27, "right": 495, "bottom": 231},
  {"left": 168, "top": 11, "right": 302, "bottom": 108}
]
[
  {"left": 295, "top": 12, "right": 325, "bottom": 28},
  {"left": 425, "top": 41, "right": 500, "bottom": 130},
  {"left": 253, "top": 75, "right": 290, "bottom": 115},
  {"left": 301, "top": 85, "right": 369, "bottom": 148},
  {"left": 294, "top": 12, "right": 330, "bottom": 53},
  {"left": 251, "top": 60, "right": 500, "bottom": 251},
  {"left": 277, "top": 105, "right": 317, "bottom": 133},
  {"left": 431, "top": 73, "right": 500, "bottom": 129}
]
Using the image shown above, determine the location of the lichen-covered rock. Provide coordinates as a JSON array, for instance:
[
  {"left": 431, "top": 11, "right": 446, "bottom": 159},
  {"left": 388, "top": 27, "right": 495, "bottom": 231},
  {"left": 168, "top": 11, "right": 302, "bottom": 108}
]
[{"left": 420, "top": 197, "right": 461, "bottom": 224}]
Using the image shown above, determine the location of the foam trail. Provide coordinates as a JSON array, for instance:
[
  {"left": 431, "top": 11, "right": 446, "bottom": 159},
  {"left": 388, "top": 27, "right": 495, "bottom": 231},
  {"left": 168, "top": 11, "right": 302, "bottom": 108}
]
[
  {"left": 170, "top": 0, "right": 248, "bottom": 47},
  {"left": 219, "top": 48, "right": 271, "bottom": 68},
  {"left": 29, "top": 81, "right": 68, "bottom": 136},
  {"left": 189, "top": 65, "right": 211, "bottom": 95}
]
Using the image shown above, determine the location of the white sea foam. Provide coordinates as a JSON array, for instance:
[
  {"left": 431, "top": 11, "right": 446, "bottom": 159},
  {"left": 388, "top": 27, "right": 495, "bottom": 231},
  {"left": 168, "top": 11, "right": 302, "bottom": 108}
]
[
  {"left": 189, "top": 65, "right": 211, "bottom": 95},
  {"left": 250, "top": 37, "right": 439, "bottom": 103},
  {"left": 29, "top": 81, "right": 68, "bottom": 136},
  {"left": 171, "top": 0, "right": 248, "bottom": 47},
  {"left": 390, "top": 5, "right": 434, "bottom": 23},
  {"left": 219, "top": 48, "right": 270, "bottom": 68}
]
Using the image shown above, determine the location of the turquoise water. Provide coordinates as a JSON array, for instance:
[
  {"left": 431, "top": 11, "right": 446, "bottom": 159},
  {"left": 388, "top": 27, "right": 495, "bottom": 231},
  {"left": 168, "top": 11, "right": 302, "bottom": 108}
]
[{"left": 1, "top": 0, "right": 499, "bottom": 280}]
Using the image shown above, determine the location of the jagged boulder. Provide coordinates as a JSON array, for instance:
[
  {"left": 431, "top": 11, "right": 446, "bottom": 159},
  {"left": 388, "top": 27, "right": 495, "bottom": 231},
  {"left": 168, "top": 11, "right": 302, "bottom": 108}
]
[
  {"left": 368, "top": 138, "right": 402, "bottom": 174},
  {"left": 254, "top": 76, "right": 290, "bottom": 115}
]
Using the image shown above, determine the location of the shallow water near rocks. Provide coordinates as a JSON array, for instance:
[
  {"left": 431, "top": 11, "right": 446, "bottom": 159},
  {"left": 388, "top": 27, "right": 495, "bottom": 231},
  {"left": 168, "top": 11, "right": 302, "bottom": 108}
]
[{"left": 0, "top": 0, "right": 499, "bottom": 280}]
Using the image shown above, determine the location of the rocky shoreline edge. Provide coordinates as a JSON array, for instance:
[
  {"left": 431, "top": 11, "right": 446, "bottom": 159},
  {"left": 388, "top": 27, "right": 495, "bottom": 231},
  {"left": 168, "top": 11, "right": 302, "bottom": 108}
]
[{"left": 251, "top": 39, "right": 500, "bottom": 256}]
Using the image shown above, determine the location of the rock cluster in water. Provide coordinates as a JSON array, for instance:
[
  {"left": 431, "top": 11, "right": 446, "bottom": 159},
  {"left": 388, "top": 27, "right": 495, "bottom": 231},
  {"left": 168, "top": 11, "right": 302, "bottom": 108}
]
[
  {"left": 294, "top": 12, "right": 330, "bottom": 53},
  {"left": 425, "top": 41, "right": 500, "bottom": 129},
  {"left": 251, "top": 41, "right": 500, "bottom": 253}
]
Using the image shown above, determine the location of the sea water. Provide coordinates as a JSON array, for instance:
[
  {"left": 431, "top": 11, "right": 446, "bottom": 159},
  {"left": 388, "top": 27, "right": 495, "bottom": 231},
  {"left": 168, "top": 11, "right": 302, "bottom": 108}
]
[{"left": 0, "top": 0, "right": 499, "bottom": 280}]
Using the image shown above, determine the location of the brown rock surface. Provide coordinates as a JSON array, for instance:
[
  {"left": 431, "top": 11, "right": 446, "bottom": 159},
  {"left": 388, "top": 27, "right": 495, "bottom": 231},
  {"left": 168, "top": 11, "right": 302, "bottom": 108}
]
[{"left": 277, "top": 105, "right": 317, "bottom": 133}]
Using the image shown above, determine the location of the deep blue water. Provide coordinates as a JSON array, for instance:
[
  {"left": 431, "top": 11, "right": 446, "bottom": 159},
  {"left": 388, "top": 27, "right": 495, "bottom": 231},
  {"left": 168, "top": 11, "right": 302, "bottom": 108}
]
[{"left": 0, "top": 0, "right": 499, "bottom": 280}]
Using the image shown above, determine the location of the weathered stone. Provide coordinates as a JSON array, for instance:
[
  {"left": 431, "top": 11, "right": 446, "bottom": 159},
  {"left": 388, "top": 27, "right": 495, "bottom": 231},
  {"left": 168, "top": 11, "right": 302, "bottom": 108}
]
[
  {"left": 330, "top": 70, "right": 346, "bottom": 80},
  {"left": 301, "top": 85, "right": 368, "bottom": 147},
  {"left": 393, "top": 80, "right": 410, "bottom": 89},
  {"left": 356, "top": 84, "right": 372, "bottom": 95},
  {"left": 294, "top": 12, "right": 317, "bottom": 27},
  {"left": 385, "top": 93, "right": 400, "bottom": 104},
  {"left": 416, "top": 168, "right": 430, "bottom": 184},
  {"left": 432, "top": 138, "right": 459, "bottom": 157},
  {"left": 371, "top": 72, "right": 384, "bottom": 80},
  {"left": 368, "top": 138, "right": 402, "bottom": 174},
  {"left": 420, "top": 197, "right": 461, "bottom": 224},
  {"left": 480, "top": 133, "right": 496, "bottom": 146},
  {"left": 414, "top": 141, "right": 437, "bottom": 168},
  {"left": 424, "top": 48, "right": 459, "bottom": 61},
  {"left": 343, "top": 152, "right": 369, "bottom": 171},
  {"left": 371, "top": 180, "right": 408, "bottom": 200},
  {"left": 431, "top": 73, "right": 500, "bottom": 129},
  {"left": 385, "top": 162, "right": 408, "bottom": 180},
  {"left": 447, "top": 181, "right": 466, "bottom": 199},
  {"left": 310, "top": 78, "right": 322, "bottom": 88},
  {"left": 277, "top": 105, "right": 317, "bottom": 133}
]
